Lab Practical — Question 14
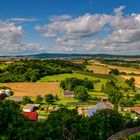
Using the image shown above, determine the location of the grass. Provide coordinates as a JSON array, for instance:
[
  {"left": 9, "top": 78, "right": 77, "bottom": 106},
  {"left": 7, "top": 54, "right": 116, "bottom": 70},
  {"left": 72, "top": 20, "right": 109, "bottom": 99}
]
[
  {"left": 38, "top": 73, "right": 99, "bottom": 82},
  {"left": 0, "top": 64, "right": 7, "bottom": 69}
]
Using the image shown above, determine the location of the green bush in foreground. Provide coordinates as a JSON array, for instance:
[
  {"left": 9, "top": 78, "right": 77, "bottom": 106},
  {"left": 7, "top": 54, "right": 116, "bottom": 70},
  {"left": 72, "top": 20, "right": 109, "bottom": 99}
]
[{"left": 128, "top": 132, "right": 140, "bottom": 140}]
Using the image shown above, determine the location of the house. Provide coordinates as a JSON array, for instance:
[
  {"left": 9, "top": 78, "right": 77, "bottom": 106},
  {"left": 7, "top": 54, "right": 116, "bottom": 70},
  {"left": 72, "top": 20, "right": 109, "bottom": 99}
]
[
  {"left": 63, "top": 90, "right": 74, "bottom": 98},
  {"left": 96, "top": 103, "right": 107, "bottom": 110},
  {"left": 0, "top": 88, "right": 12, "bottom": 96},
  {"left": 23, "top": 104, "right": 40, "bottom": 112},
  {"left": 135, "top": 111, "right": 140, "bottom": 118},
  {"left": 0, "top": 94, "right": 8, "bottom": 101},
  {"left": 22, "top": 112, "right": 38, "bottom": 121},
  {"left": 130, "top": 107, "right": 140, "bottom": 112},
  {"left": 101, "top": 96, "right": 109, "bottom": 102},
  {"left": 0, "top": 90, "right": 5, "bottom": 94},
  {"left": 5, "top": 89, "right": 12, "bottom": 96},
  {"left": 96, "top": 102, "right": 113, "bottom": 110},
  {"left": 77, "top": 106, "right": 96, "bottom": 117}
]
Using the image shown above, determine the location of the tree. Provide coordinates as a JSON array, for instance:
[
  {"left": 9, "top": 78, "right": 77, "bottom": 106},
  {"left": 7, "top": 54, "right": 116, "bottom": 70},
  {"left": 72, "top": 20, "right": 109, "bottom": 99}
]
[
  {"left": 46, "top": 108, "right": 91, "bottom": 140},
  {"left": 125, "top": 77, "right": 135, "bottom": 90},
  {"left": 22, "top": 96, "right": 32, "bottom": 105},
  {"left": 109, "top": 68, "right": 119, "bottom": 75},
  {"left": 35, "top": 95, "right": 43, "bottom": 104},
  {"left": 44, "top": 94, "right": 54, "bottom": 104},
  {"left": 88, "top": 109, "right": 126, "bottom": 140},
  {"left": 74, "top": 86, "right": 89, "bottom": 101}
]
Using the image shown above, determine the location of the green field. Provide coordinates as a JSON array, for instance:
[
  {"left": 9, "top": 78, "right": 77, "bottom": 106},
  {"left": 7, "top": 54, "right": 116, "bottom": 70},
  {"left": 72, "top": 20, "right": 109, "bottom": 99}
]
[
  {"left": 38, "top": 73, "right": 99, "bottom": 82},
  {"left": 0, "top": 64, "right": 7, "bottom": 69}
]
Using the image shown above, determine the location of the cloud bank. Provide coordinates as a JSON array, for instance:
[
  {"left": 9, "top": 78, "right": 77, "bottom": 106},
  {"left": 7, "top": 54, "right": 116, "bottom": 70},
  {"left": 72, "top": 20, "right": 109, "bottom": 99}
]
[
  {"left": 0, "top": 6, "right": 140, "bottom": 55},
  {"left": 35, "top": 6, "right": 140, "bottom": 54}
]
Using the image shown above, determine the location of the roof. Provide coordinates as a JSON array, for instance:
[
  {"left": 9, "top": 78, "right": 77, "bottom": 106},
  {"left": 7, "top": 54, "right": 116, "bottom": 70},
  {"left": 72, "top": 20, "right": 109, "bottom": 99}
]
[
  {"left": 96, "top": 103, "right": 106, "bottom": 110},
  {"left": 22, "top": 112, "right": 38, "bottom": 121},
  {"left": 87, "top": 108, "right": 96, "bottom": 117},
  {"left": 135, "top": 111, "right": 140, "bottom": 115},
  {"left": 131, "top": 107, "right": 140, "bottom": 111},
  {"left": 63, "top": 90, "right": 74, "bottom": 96},
  {"left": 0, "top": 94, "right": 7, "bottom": 100},
  {"left": 23, "top": 104, "right": 40, "bottom": 110}
]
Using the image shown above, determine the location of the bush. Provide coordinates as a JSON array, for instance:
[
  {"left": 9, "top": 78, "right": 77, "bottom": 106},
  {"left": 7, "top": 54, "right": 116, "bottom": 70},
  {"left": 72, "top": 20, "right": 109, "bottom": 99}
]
[{"left": 128, "top": 132, "right": 140, "bottom": 140}]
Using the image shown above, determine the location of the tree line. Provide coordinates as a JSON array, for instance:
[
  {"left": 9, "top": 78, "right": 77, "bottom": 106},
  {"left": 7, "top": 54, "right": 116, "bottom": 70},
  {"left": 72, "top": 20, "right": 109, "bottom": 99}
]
[{"left": 0, "top": 60, "right": 86, "bottom": 82}]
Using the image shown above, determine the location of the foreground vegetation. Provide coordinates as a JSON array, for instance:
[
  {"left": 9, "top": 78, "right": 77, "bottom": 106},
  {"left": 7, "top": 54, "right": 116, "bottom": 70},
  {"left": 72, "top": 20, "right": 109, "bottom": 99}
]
[{"left": 1, "top": 100, "right": 140, "bottom": 140}]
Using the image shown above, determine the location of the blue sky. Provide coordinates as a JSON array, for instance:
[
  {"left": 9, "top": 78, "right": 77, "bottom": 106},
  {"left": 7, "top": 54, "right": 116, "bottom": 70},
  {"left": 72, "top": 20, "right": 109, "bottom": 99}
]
[{"left": 0, "top": 0, "right": 140, "bottom": 55}]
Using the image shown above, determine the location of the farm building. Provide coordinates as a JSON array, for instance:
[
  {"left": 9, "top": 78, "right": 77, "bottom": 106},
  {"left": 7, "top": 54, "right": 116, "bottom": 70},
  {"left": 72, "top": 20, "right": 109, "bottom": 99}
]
[
  {"left": 0, "top": 94, "right": 8, "bottom": 101},
  {"left": 23, "top": 104, "right": 40, "bottom": 112},
  {"left": 0, "top": 88, "right": 12, "bottom": 96},
  {"left": 96, "top": 102, "right": 113, "bottom": 110},
  {"left": 63, "top": 90, "right": 74, "bottom": 98},
  {"left": 22, "top": 112, "right": 38, "bottom": 121},
  {"left": 77, "top": 107, "right": 96, "bottom": 117},
  {"left": 130, "top": 107, "right": 140, "bottom": 112},
  {"left": 135, "top": 111, "right": 140, "bottom": 118},
  {"left": 101, "top": 96, "right": 109, "bottom": 102},
  {"left": 77, "top": 102, "right": 113, "bottom": 117}
]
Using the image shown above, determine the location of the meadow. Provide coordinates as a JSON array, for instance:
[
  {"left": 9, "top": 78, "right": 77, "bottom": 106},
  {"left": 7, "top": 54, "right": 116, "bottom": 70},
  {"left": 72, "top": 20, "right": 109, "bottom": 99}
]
[{"left": 38, "top": 73, "right": 99, "bottom": 82}]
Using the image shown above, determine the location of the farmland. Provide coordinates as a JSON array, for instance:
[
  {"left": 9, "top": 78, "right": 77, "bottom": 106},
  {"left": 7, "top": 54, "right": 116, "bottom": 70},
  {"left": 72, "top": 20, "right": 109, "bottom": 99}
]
[
  {"left": 0, "top": 82, "right": 59, "bottom": 97},
  {"left": 86, "top": 64, "right": 110, "bottom": 74},
  {"left": 38, "top": 73, "right": 99, "bottom": 82},
  {"left": 121, "top": 75, "right": 140, "bottom": 88},
  {"left": 87, "top": 59, "right": 140, "bottom": 74}
]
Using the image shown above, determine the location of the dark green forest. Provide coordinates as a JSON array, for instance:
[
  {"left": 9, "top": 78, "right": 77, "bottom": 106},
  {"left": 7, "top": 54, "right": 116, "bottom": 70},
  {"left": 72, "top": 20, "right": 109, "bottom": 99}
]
[{"left": 0, "top": 60, "right": 86, "bottom": 82}]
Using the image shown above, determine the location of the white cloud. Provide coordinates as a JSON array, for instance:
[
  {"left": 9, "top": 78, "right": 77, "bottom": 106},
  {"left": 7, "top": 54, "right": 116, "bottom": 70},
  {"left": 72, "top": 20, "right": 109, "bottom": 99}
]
[
  {"left": 49, "top": 15, "right": 72, "bottom": 22},
  {"left": 113, "top": 5, "right": 126, "bottom": 16},
  {"left": 9, "top": 18, "right": 39, "bottom": 22},
  {"left": 35, "top": 6, "right": 140, "bottom": 54},
  {"left": 0, "top": 21, "right": 44, "bottom": 55}
]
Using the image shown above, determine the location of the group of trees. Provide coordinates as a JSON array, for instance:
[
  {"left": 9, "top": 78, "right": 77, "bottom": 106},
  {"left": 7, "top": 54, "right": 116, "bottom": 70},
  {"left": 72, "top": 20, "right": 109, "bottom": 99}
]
[
  {"left": 60, "top": 78, "right": 94, "bottom": 101},
  {"left": 0, "top": 60, "right": 86, "bottom": 82},
  {"left": 22, "top": 94, "right": 58, "bottom": 105},
  {"left": 1, "top": 100, "right": 140, "bottom": 140},
  {"left": 60, "top": 77, "right": 94, "bottom": 91},
  {"left": 125, "top": 77, "right": 135, "bottom": 90},
  {"left": 109, "top": 68, "right": 120, "bottom": 75},
  {"left": 103, "top": 80, "right": 134, "bottom": 108}
]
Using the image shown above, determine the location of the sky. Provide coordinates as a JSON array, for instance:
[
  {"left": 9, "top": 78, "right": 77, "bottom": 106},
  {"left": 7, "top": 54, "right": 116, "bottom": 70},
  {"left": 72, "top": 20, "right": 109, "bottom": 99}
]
[{"left": 0, "top": 0, "right": 140, "bottom": 55}]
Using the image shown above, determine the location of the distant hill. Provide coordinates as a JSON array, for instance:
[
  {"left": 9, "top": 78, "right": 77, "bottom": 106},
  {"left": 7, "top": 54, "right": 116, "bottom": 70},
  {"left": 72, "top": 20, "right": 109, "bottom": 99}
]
[
  {"left": 0, "top": 53, "right": 140, "bottom": 59},
  {"left": 27, "top": 53, "right": 140, "bottom": 59}
]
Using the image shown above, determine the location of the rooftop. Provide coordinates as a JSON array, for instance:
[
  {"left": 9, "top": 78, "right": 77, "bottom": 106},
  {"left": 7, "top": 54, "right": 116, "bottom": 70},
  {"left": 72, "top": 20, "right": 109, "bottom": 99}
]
[{"left": 22, "top": 112, "right": 38, "bottom": 121}]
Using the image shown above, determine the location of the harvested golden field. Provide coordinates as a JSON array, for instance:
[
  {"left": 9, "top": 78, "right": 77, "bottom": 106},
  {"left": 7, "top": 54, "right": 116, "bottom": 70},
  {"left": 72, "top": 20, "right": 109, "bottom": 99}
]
[
  {"left": 0, "top": 82, "right": 60, "bottom": 97},
  {"left": 86, "top": 65, "right": 110, "bottom": 74},
  {"left": 121, "top": 76, "right": 140, "bottom": 88},
  {"left": 107, "top": 65, "right": 140, "bottom": 74}
]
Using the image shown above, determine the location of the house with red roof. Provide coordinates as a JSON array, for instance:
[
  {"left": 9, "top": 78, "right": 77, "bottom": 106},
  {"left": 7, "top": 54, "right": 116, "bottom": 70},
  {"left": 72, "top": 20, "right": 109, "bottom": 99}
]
[{"left": 22, "top": 112, "right": 38, "bottom": 121}]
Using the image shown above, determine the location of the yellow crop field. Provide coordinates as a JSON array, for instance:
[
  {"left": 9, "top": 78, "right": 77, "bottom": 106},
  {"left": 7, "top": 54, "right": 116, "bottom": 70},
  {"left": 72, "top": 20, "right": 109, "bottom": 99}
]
[{"left": 0, "top": 82, "right": 60, "bottom": 97}]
